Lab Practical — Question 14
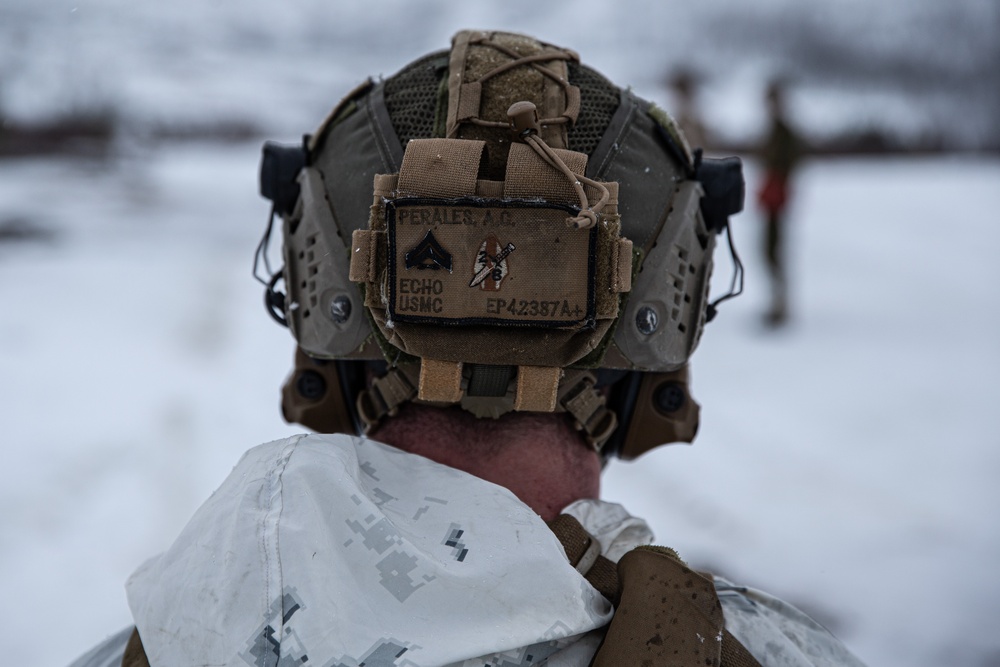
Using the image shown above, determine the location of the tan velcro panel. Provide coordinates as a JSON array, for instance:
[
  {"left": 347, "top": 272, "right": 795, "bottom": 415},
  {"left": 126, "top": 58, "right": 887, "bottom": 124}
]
[
  {"left": 418, "top": 358, "right": 464, "bottom": 403},
  {"left": 475, "top": 180, "right": 504, "bottom": 198},
  {"left": 456, "top": 82, "right": 482, "bottom": 122},
  {"left": 446, "top": 30, "right": 481, "bottom": 138},
  {"left": 398, "top": 138, "right": 486, "bottom": 199},
  {"left": 612, "top": 238, "right": 634, "bottom": 293},
  {"left": 503, "top": 142, "right": 589, "bottom": 204},
  {"left": 586, "top": 180, "right": 618, "bottom": 210},
  {"left": 373, "top": 173, "right": 399, "bottom": 199},
  {"left": 514, "top": 366, "right": 563, "bottom": 412},
  {"left": 349, "top": 229, "right": 382, "bottom": 283}
]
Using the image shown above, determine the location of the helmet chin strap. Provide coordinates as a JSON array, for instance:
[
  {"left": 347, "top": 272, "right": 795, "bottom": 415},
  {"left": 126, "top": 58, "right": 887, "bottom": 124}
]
[{"left": 356, "top": 363, "right": 618, "bottom": 452}]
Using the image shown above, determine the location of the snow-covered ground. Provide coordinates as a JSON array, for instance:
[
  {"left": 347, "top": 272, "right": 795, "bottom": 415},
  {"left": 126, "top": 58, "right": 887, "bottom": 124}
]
[
  {"left": 1, "top": 2, "right": 999, "bottom": 666},
  {"left": 3, "top": 142, "right": 998, "bottom": 667}
]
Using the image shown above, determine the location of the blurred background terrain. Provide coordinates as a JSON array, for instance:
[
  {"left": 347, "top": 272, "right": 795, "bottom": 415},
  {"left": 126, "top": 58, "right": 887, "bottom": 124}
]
[
  {"left": 1, "top": 0, "right": 998, "bottom": 666},
  {"left": 2, "top": 0, "right": 997, "bottom": 158}
]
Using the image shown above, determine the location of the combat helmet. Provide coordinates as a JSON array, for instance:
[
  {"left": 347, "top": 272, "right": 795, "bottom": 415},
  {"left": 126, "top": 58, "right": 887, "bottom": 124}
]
[{"left": 257, "top": 30, "right": 744, "bottom": 459}]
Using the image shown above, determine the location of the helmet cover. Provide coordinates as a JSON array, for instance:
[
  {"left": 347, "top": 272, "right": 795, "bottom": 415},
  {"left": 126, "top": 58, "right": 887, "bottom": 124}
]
[{"left": 259, "top": 30, "right": 744, "bottom": 457}]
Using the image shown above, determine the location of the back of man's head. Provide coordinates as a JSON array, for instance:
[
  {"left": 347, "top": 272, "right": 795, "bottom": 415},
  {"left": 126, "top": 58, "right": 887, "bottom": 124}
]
[{"left": 257, "top": 30, "right": 744, "bottom": 475}]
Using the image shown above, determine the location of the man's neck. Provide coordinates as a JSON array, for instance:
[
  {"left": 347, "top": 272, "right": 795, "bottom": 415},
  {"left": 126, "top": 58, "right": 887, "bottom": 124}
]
[{"left": 371, "top": 404, "right": 601, "bottom": 521}]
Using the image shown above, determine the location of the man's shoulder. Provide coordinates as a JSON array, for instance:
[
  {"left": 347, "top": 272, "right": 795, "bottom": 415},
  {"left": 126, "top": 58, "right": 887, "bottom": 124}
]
[
  {"left": 240, "top": 432, "right": 416, "bottom": 463},
  {"left": 715, "top": 578, "right": 867, "bottom": 667},
  {"left": 241, "top": 431, "right": 353, "bottom": 457},
  {"left": 228, "top": 432, "right": 379, "bottom": 478}
]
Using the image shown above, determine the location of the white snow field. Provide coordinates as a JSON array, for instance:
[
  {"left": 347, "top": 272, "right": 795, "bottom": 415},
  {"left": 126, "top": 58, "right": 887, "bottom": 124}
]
[
  {"left": 2, "top": 142, "right": 998, "bottom": 667},
  {"left": 1, "top": 1, "right": 998, "bottom": 666}
]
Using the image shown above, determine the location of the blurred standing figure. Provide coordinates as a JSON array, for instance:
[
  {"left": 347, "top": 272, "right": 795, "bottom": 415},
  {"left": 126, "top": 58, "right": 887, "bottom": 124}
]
[
  {"left": 668, "top": 68, "right": 710, "bottom": 151},
  {"left": 757, "top": 79, "right": 803, "bottom": 327}
]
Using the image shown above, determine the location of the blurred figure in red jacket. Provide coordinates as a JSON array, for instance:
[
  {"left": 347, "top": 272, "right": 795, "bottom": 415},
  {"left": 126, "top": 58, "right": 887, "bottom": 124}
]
[{"left": 757, "top": 79, "right": 804, "bottom": 328}]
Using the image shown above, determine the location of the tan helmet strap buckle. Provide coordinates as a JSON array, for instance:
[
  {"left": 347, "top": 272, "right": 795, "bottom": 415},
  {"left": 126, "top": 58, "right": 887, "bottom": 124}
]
[
  {"left": 356, "top": 365, "right": 418, "bottom": 434},
  {"left": 559, "top": 370, "right": 619, "bottom": 452}
]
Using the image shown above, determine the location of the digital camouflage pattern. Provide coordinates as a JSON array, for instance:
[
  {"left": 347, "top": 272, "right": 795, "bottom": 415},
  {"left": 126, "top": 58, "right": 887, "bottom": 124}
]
[{"left": 61, "top": 435, "right": 869, "bottom": 667}]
